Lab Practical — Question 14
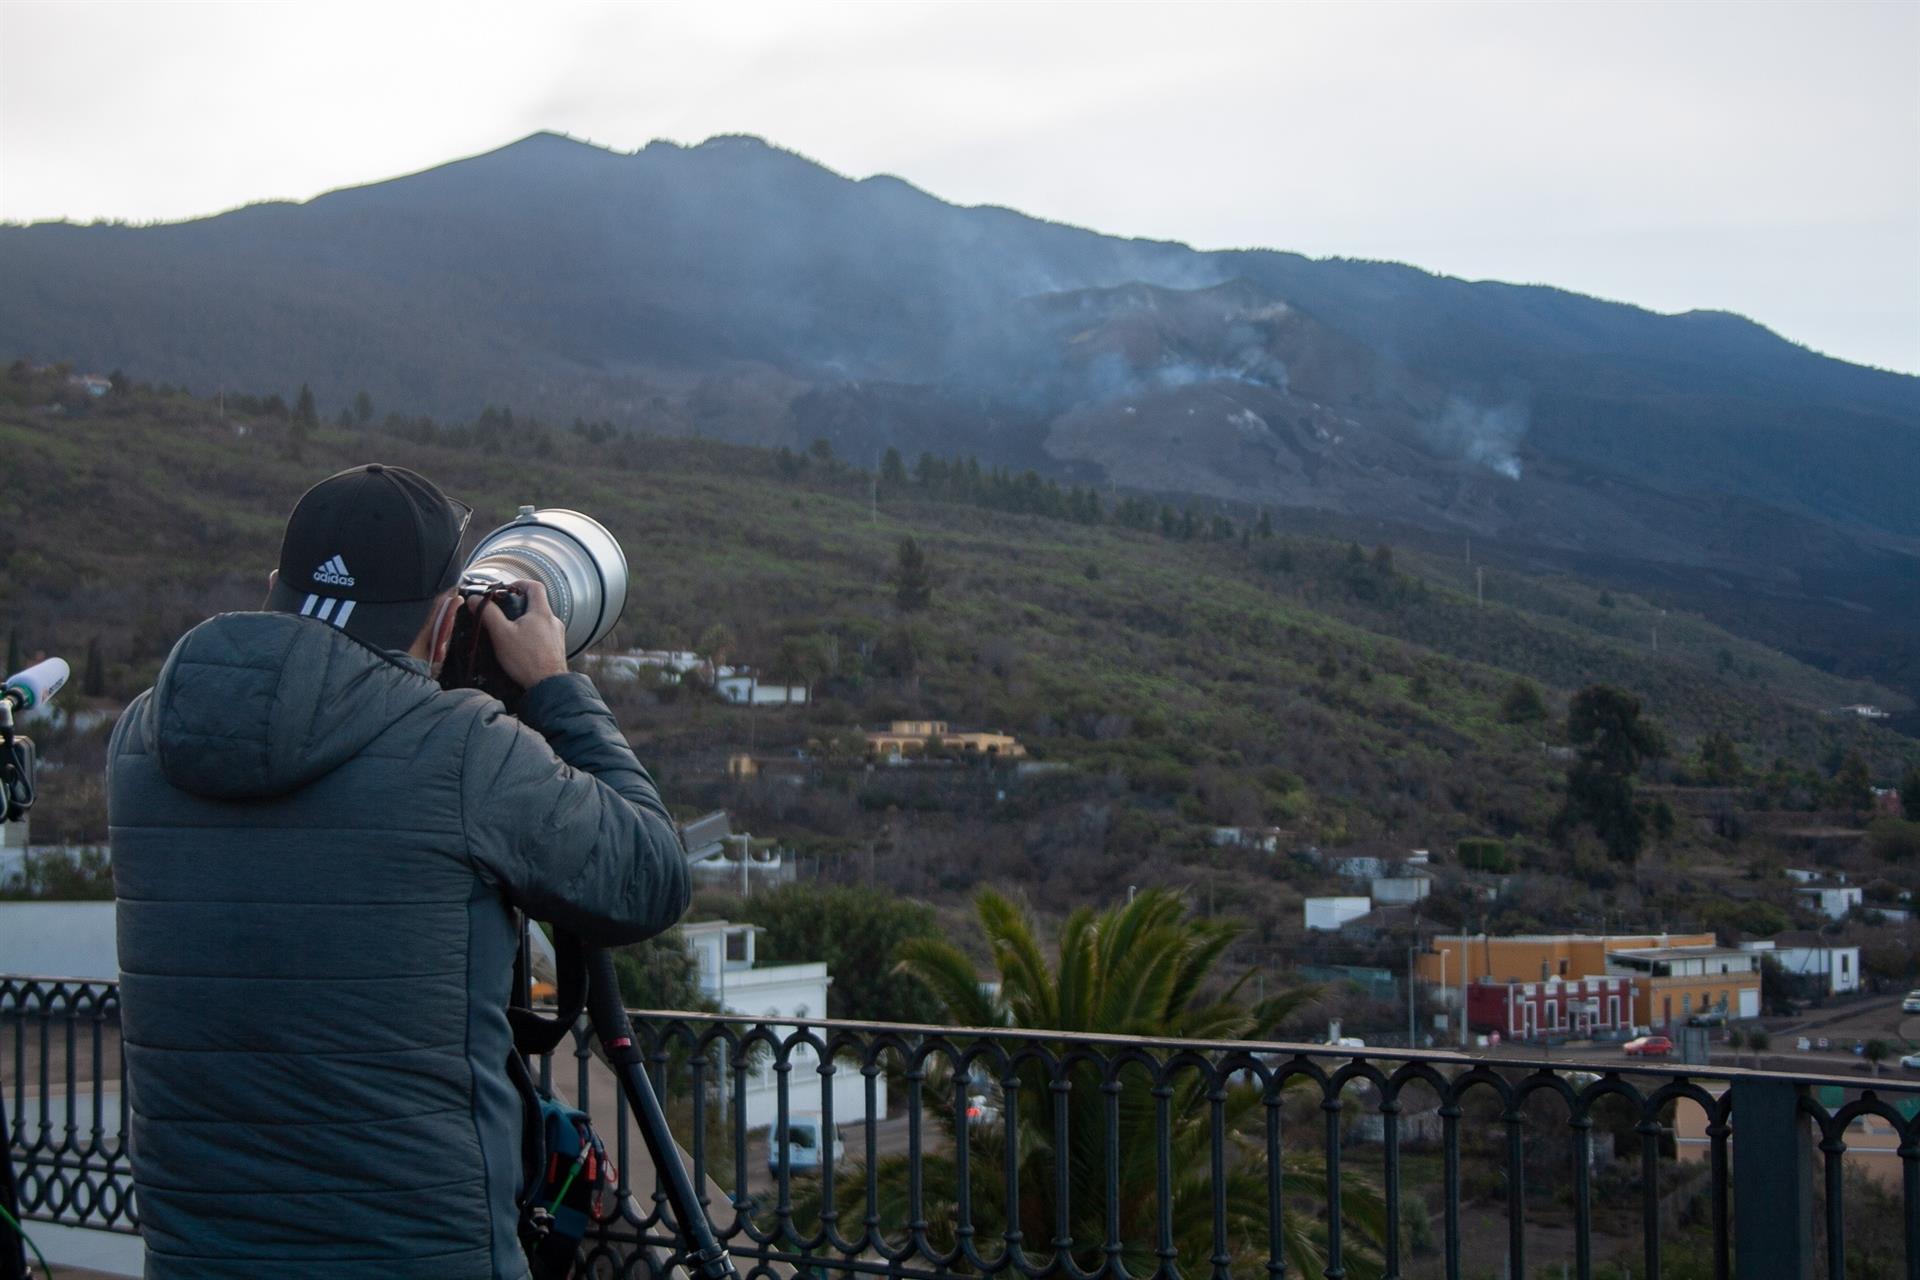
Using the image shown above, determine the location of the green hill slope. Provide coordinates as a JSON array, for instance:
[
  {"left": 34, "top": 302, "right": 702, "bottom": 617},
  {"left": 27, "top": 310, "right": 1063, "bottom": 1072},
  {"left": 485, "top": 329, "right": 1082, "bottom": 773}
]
[{"left": 4, "top": 376, "right": 1911, "bottom": 877}]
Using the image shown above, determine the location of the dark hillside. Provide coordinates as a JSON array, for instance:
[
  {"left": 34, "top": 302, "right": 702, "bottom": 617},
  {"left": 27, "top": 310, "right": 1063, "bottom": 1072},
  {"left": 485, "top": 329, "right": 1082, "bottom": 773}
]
[
  {"left": 2, "top": 131, "right": 1915, "bottom": 702},
  {"left": 4, "top": 376, "right": 1912, "bottom": 887}
]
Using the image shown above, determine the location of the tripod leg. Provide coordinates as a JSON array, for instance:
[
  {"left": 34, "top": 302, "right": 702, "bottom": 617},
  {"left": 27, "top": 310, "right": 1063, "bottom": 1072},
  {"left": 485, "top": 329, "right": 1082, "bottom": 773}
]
[
  {"left": 1, "top": 1088, "right": 28, "bottom": 1280},
  {"left": 583, "top": 950, "right": 739, "bottom": 1280}
]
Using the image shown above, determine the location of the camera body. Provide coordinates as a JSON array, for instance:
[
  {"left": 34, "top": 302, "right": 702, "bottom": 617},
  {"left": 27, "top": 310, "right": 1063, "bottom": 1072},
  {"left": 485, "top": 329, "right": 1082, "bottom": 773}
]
[
  {"left": 439, "top": 579, "right": 531, "bottom": 706},
  {"left": 437, "top": 506, "right": 629, "bottom": 707}
]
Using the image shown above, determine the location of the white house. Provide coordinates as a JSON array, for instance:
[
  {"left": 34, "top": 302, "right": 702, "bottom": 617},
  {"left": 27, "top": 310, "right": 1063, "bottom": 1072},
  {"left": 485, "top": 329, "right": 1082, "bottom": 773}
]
[
  {"left": 1371, "top": 872, "right": 1432, "bottom": 906},
  {"left": 1795, "top": 884, "right": 1864, "bottom": 921},
  {"left": 1209, "top": 826, "right": 1281, "bottom": 853},
  {"left": 1304, "top": 897, "right": 1372, "bottom": 932},
  {"left": 679, "top": 811, "right": 796, "bottom": 893},
  {"left": 680, "top": 921, "right": 884, "bottom": 1130},
  {"left": 713, "top": 666, "right": 809, "bottom": 706},
  {"left": 592, "top": 649, "right": 707, "bottom": 684},
  {"left": 1739, "top": 936, "right": 1861, "bottom": 995},
  {"left": 0, "top": 900, "right": 118, "bottom": 979},
  {"left": 0, "top": 818, "right": 29, "bottom": 888}
]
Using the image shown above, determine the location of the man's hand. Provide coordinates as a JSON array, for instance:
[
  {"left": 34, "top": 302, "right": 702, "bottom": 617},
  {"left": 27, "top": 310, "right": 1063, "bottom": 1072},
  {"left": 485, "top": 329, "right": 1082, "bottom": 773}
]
[{"left": 476, "top": 579, "right": 569, "bottom": 689}]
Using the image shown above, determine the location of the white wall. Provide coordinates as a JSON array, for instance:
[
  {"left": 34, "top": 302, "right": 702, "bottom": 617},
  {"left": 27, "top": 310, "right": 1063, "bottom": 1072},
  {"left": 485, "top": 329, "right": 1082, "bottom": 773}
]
[
  {"left": 1372, "top": 876, "right": 1431, "bottom": 905},
  {"left": 685, "top": 929, "right": 886, "bottom": 1129},
  {"left": 0, "top": 901, "right": 117, "bottom": 979},
  {"left": 1304, "top": 897, "right": 1371, "bottom": 931},
  {"left": 1770, "top": 944, "right": 1861, "bottom": 995},
  {"left": 1797, "top": 886, "right": 1863, "bottom": 920}
]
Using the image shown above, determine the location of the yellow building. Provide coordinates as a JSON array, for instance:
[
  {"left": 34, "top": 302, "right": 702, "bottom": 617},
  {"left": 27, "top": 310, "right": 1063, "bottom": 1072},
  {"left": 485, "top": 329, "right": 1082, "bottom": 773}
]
[
  {"left": 1417, "top": 933, "right": 1758, "bottom": 1028},
  {"left": 1605, "top": 945, "right": 1761, "bottom": 1024},
  {"left": 1416, "top": 933, "right": 1716, "bottom": 987},
  {"left": 864, "top": 720, "right": 1027, "bottom": 761}
]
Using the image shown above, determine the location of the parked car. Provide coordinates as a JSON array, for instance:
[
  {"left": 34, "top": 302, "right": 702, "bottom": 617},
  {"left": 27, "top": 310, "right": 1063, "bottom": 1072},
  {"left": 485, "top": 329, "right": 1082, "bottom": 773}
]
[
  {"left": 1902, "top": 991, "right": 1920, "bottom": 1014},
  {"left": 1624, "top": 1035, "right": 1674, "bottom": 1058},
  {"left": 1685, "top": 1008, "right": 1728, "bottom": 1028},
  {"left": 1902, "top": 1051, "right": 1920, "bottom": 1072},
  {"left": 768, "top": 1115, "right": 844, "bottom": 1179},
  {"left": 963, "top": 1092, "right": 1001, "bottom": 1126}
]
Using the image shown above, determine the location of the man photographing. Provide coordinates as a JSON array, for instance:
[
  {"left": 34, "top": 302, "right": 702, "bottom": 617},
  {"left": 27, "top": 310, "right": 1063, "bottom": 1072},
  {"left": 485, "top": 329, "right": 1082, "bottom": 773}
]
[{"left": 108, "top": 464, "right": 690, "bottom": 1280}]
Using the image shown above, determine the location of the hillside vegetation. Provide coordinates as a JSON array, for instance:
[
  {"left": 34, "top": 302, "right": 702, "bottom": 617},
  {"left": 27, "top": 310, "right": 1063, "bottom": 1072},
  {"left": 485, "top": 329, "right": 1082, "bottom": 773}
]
[
  {"left": 8, "top": 132, "right": 1918, "bottom": 712},
  {"left": 6, "top": 371, "right": 1914, "bottom": 921}
]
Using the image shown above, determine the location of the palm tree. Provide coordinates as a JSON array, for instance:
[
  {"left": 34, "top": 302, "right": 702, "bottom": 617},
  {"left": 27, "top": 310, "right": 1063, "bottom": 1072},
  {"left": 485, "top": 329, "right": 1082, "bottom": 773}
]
[{"left": 790, "top": 888, "right": 1387, "bottom": 1277}]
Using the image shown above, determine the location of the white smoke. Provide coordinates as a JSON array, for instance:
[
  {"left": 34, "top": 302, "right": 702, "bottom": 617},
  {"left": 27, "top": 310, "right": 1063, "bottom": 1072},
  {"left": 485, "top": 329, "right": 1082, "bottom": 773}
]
[{"left": 1423, "top": 396, "right": 1528, "bottom": 480}]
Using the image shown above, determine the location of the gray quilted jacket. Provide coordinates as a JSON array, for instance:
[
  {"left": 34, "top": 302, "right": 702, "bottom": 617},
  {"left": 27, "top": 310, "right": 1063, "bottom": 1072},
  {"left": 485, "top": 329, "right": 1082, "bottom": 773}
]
[{"left": 108, "top": 611, "right": 690, "bottom": 1279}]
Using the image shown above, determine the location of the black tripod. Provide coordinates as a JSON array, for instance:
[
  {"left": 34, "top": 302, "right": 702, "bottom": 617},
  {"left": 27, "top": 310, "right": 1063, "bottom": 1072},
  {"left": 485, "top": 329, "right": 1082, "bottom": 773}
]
[
  {"left": 581, "top": 948, "right": 737, "bottom": 1280},
  {"left": 1, "top": 1087, "right": 27, "bottom": 1280},
  {"left": 514, "top": 925, "right": 737, "bottom": 1280}
]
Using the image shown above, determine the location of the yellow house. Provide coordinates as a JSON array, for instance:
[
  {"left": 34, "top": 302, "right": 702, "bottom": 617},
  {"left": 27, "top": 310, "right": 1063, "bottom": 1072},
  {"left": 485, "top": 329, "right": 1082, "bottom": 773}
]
[
  {"left": 1605, "top": 945, "right": 1762, "bottom": 1024},
  {"left": 865, "top": 720, "right": 1027, "bottom": 761},
  {"left": 1416, "top": 933, "right": 1716, "bottom": 987},
  {"left": 1417, "top": 933, "right": 1758, "bottom": 1028}
]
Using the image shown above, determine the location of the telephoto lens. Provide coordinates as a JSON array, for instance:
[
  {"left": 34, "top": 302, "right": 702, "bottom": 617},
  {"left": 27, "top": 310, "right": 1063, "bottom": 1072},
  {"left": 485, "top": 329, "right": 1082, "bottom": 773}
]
[{"left": 460, "top": 506, "right": 629, "bottom": 658}]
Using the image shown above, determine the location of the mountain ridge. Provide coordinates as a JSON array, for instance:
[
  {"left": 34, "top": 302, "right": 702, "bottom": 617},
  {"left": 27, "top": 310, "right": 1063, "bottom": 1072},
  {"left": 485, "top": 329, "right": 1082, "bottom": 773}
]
[{"left": 2, "top": 129, "right": 1915, "bottom": 701}]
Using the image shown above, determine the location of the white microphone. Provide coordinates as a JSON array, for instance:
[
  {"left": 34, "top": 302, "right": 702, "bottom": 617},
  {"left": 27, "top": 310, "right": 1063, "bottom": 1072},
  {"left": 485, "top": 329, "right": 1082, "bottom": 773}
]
[{"left": 2, "top": 657, "right": 70, "bottom": 712}]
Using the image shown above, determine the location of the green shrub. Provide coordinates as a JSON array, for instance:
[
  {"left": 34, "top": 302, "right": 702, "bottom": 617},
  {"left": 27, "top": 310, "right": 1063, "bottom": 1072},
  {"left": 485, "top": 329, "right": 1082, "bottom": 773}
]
[
  {"left": 1457, "top": 837, "right": 1513, "bottom": 873},
  {"left": 1867, "top": 818, "right": 1920, "bottom": 863}
]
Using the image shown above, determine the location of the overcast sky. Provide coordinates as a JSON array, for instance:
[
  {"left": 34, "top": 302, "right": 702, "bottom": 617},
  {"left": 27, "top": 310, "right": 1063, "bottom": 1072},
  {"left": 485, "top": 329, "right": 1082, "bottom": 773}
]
[{"left": 3, "top": 0, "right": 1915, "bottom": 373}]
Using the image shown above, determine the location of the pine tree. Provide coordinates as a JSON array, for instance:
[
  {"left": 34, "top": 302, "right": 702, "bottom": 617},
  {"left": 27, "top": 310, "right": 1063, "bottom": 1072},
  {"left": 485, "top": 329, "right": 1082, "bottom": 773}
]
[
  {"left": 1827, "top": 752, "right": 1874, "bottom": 811},
  {"left": 893, "top": 536, "right": 933, "bottom": 612},
  {"left": 1559, "top": 685, "right": 1666, "bottom": 862},
  {"left": 880, "top": 447, "right": 907, "bottom": 487},
  {"left": 352, "top": 390, "right": 374, "bottom": 425},
  {"left": 294, "top": 383, "right": 318, "bottom": 427}
]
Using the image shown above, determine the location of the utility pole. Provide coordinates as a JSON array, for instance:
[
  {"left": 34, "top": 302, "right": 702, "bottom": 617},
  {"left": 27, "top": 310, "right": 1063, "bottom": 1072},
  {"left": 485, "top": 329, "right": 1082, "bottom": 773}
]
[
  {"left": 734, "top": 833, "right": 752, "bottom": 899},
  {"left": 1459, "top": 928, "right": 1470, "bottom": 1047},
  {"left": 1476, "top": 566, "right": 1485, "bottom": 607},
  {"left": 1408, "top": 944, "right": 1418, "bottom": 1048}
]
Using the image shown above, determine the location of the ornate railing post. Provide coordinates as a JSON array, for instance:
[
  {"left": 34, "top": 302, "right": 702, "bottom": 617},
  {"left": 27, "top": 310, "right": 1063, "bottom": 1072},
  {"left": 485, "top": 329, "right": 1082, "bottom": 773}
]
[{"left": 1731, "top": 1077, "right": 1811, "bottom": 1280}]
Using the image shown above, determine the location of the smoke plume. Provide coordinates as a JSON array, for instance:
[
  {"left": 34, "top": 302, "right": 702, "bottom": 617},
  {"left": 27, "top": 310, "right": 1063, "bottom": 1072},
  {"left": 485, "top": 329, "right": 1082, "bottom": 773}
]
[{"left": 1422, "top": 396, "right": 1528, "bottom": 480}]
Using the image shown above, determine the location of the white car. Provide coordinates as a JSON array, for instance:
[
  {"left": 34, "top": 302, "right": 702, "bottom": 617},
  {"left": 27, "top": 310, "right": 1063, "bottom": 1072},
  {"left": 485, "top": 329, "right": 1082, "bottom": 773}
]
[
  {"left": 768, "top": 1116, "right": 845, "bottom": 1178},
  {"left": 1902, "top": 991, "right": 1920, "bottom": 1014},
  {"left": 1902, "top": 1051, "right": 1920, "bottom": 1072}
]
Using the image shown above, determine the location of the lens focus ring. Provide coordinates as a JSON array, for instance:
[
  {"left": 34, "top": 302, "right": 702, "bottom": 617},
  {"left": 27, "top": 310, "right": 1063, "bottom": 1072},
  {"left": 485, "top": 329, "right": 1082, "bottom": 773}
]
[{"left": 466, "top": 548, "right": 575, "bottom": 627}]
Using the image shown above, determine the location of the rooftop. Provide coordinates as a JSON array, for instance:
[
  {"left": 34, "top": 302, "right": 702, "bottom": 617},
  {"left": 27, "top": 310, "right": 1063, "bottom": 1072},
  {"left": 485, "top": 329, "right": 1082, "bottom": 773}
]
[{"left": 1607, "top": 945, "right": 1752, "bottom": 961}]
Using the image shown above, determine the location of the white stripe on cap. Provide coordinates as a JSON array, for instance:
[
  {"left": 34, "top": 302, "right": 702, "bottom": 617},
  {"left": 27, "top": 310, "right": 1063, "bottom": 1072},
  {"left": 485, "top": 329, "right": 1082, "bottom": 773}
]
[
  {"left": 316, "top": 598, "right": 337, "bottom": 622},
  {"left": 332, "top": 599, "right": 356, "bottom": 629},
  {"left": 300, "top": 594, "right": 319, "bottom": 616}
]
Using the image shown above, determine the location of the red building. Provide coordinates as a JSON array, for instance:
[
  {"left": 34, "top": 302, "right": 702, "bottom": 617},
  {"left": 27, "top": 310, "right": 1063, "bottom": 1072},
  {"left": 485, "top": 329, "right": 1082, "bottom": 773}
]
[{"left": 1466, "top": 976, "right": 1636, "bottom": 1040}]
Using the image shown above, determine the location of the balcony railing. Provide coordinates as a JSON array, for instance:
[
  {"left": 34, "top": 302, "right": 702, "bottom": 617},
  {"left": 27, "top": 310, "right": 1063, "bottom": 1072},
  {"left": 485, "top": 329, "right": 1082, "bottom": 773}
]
[{"left": 5, "top": 974, "right": 1917, "bottom": 1279}]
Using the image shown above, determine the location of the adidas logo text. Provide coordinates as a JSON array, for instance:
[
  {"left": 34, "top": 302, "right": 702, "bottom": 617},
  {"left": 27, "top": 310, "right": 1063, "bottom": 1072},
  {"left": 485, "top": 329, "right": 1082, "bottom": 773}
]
[{"left": 312, "top": 554, "right": 356, "bottom": 587}]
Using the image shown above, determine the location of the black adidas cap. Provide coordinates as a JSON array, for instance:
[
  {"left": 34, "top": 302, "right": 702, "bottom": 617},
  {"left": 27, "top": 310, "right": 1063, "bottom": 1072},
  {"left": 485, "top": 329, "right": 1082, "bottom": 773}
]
[{"left": 264, "top": 464, "right": 472, "bottom": 651}]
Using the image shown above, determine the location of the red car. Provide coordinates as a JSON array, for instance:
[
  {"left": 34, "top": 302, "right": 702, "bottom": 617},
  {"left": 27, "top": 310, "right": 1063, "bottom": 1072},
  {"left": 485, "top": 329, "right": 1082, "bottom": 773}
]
[{"left": 1624, "top": 1035, "right": 1674, "bottom": 1058}]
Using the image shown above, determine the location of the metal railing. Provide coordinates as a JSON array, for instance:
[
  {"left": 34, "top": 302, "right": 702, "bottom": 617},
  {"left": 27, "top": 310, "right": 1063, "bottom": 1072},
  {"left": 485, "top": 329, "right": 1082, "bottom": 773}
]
[{"left": 5, "top": 974, "right": 1918, "bottom": 1279}]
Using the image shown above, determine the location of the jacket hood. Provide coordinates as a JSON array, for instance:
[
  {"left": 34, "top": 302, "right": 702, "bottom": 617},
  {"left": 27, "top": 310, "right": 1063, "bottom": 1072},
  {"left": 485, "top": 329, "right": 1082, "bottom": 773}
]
[{"left": 147, "top": 612, "right": 440, "bottom": 799}]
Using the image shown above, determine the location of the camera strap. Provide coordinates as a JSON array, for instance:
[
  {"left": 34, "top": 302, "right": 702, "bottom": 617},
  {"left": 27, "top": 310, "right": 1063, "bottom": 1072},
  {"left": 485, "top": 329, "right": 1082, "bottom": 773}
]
[
  {"left": 507, "top": 921, "right": 590, "bottom": 1211},
  {"left": 509, "top": 930, "right": 588, "bottom": 1058}
]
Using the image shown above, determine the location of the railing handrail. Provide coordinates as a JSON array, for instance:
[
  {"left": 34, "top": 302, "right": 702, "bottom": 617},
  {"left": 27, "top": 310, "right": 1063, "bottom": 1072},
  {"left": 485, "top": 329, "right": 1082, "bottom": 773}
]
[
  {"left": 8, "top": 972, "right": 1917, "bottom": 1279},
  {"left": 613, "top": 1004, "right": 1920, "bottom": 1094},
  {"left": 4, "top": 972, "right": 1912, "bottom": 1093}
]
